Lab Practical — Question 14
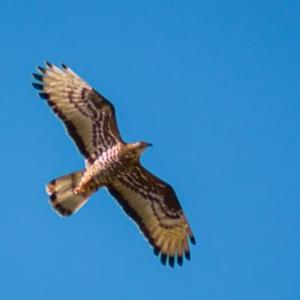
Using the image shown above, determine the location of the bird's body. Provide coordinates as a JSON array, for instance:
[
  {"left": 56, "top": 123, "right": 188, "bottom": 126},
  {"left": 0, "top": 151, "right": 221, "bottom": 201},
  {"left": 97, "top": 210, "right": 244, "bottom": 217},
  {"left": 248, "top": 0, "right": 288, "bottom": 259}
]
[
  {"left": 32, "top": 62, "right": 195, "bottom": 267},
  {"left": 74, "top": 142, "right": 148, "bottom": 194}
]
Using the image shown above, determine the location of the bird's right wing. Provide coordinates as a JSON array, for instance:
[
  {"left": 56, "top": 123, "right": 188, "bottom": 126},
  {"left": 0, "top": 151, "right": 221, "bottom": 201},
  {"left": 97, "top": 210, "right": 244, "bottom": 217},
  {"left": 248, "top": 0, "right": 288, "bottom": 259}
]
[
  {"left": 32, "top": 62, "right": 123, "bottom": 163},
  {"left": 107, "top": 164, "right": 195, "bottom": 267}
]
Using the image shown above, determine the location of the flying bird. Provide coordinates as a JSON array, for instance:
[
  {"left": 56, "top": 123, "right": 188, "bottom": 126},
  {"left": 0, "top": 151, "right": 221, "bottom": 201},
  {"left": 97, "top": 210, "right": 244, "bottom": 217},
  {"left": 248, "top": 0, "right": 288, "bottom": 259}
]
[{"left": 32, "top": 62, "right": 195, "bottom": 267}]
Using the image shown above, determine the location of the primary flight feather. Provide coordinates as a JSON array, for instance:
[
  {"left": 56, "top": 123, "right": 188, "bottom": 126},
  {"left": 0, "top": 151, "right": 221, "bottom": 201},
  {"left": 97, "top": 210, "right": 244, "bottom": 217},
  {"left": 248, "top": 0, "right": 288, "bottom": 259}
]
[{"left": 32, "top": 62, "right": 195, "bottom": 267}]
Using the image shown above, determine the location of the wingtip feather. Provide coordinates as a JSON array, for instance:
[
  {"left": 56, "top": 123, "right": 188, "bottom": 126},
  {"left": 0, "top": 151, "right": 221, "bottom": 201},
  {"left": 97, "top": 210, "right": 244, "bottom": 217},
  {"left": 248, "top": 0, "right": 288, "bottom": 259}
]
[
  {"left": 169, "top": 256, "right": 175, "bottom": 268},
  {"left": 177, "top": 255, "right": 183, "bottom": 266},
  {"left": 153, "top": 247, "right": 160, "bottom": 256},
  {"left": 190, "top": 235, "right": 196, "bottom": 245},
  {"left": 37, "top": 66, "right": 46, "bottom": 74},
  {"left": 39, "top": 92, "right": 49, "bottom": 100},
  {"left": 61, "top": 63, "right": 68, "bottom": 69},
  {"left": 32, "top": 73, "right": 43, "bottom": 81},
  {"left": 160, "top": 254, "right": 167, "bottom": 266},
  {"left": 32, "top": 82, "right": 43, "bottom": 90},
  {"left": 185, "top": 251, "right": 191, "bottom": 261},
  {"left": 45, "top": 61, "right": 53, "bottom": 68}
]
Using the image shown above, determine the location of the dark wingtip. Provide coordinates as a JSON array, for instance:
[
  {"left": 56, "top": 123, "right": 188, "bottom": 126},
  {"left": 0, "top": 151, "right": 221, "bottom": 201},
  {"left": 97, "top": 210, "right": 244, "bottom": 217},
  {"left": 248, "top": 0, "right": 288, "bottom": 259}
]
[
  {"left": 185, "top": 251, "right": 191, "bottom": 261},
  {"left": 39, "top": 92, "right": 49, "bottom": 100},
  {"left": 49, "top": 179, "right": 56, "bottom": 186},
  {"left": 169, "top": 256, "right": 175, "bottom": 268},
  {"left": 37, "top": 66, "right": 46, "bottom": 74},
  {"left": 45, "top": 61, "right": 53, "bottom": 68},
  {"left": 49, "top": 193, "right": 57, "bottom": 202},
  {"left": 32, "top": 73, "right": 43, "bottom": 81},
  {"left": 177, "top": 255, "right": 183, "bottom": 266},
  {"left": 61, "top": 63, "right": 68, "bottom": 69},
  {"left": 160, "top": 254, "right": 167, "bottom": 266},
  {"left": 153, "top": 247, "right": 160, "bottom": 256},
  {"left": 190, "top": 236, "right": 196, "bottom": 245},
  {"left": 32, "top": 82, "right": 43, "bottom": 90}
]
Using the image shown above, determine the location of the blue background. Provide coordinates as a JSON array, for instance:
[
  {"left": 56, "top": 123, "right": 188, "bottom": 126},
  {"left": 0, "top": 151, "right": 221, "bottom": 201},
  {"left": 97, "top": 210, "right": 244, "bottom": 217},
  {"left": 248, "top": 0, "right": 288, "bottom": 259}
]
[{"left": 0, "top": 1, "right": 299, "bottom": 299}]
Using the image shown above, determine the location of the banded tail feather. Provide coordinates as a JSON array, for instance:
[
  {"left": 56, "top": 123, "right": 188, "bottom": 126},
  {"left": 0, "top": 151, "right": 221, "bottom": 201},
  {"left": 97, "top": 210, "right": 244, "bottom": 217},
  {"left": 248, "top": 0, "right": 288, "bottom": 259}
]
[{"left": 46, "top": 170, "right": 92, "bottom": 216}]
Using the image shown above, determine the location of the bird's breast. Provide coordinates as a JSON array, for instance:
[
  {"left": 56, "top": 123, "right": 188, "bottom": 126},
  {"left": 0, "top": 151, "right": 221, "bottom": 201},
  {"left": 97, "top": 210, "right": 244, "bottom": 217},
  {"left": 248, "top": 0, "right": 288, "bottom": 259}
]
[
  {"left": 77, "top": 145, "right": 137, "bottom": 193},
  {"left": 91, "top": 145, "right": 135, "bottom": 182}
]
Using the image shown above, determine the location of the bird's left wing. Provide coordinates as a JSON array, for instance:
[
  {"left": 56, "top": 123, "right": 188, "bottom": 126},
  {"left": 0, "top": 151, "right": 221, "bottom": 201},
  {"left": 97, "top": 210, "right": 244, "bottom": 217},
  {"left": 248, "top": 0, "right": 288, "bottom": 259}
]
[
  {"left": 32, "top": 62, "right": 123, "bottom": 163},
  {"left": 107, "top": 164, "right": 195, "bottom": 267}
]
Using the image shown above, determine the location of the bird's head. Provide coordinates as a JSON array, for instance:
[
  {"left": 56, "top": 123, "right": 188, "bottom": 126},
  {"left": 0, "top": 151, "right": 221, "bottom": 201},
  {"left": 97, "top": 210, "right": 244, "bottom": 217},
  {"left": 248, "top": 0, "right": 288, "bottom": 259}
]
[
  {"left": 134, "top": 141, "right": 153, "bottom": 154},
  {"left": 125, "top": 141, "right": 152, "bottom": 159},
  {"left": 138, "top": 141, "right": 153, "bottom": 150}
]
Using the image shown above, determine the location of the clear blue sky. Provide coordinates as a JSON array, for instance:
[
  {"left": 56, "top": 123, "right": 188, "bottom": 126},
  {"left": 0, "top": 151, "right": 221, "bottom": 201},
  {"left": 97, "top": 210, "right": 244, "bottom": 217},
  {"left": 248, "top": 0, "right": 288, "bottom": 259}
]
[{"left": 0, "top": 1, "right": 299, "bottom": 299}]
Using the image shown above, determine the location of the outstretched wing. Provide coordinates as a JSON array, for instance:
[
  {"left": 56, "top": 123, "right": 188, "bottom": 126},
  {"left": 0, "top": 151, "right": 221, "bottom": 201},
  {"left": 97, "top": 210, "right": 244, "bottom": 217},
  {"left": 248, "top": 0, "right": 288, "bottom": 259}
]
[
  {"left": 107, "top": 164, "right": 195, "bottom": 267},
  {"left": 32, "top": 62, "right": 123, "bottom": 163}
]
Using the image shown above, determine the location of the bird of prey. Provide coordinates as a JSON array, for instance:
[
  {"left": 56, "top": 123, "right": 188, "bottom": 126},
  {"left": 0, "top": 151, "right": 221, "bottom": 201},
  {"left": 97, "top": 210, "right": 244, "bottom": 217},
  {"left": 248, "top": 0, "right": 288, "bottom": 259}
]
[{"left": 32, "top": 62, "right": 195, "bottom": 267}]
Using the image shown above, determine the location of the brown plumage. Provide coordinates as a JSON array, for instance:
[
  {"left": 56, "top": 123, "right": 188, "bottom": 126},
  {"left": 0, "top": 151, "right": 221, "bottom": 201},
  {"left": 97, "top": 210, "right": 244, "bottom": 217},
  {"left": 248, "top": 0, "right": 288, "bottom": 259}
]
[{"left": 32, "top": 62, "right": 195, "bottom": 267}]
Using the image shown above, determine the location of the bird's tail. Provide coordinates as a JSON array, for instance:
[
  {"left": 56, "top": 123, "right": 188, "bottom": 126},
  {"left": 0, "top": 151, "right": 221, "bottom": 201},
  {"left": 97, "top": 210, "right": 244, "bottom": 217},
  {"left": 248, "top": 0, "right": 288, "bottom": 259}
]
[{"left": 46, "top": 170, "right": 92, "bottom": 217}]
